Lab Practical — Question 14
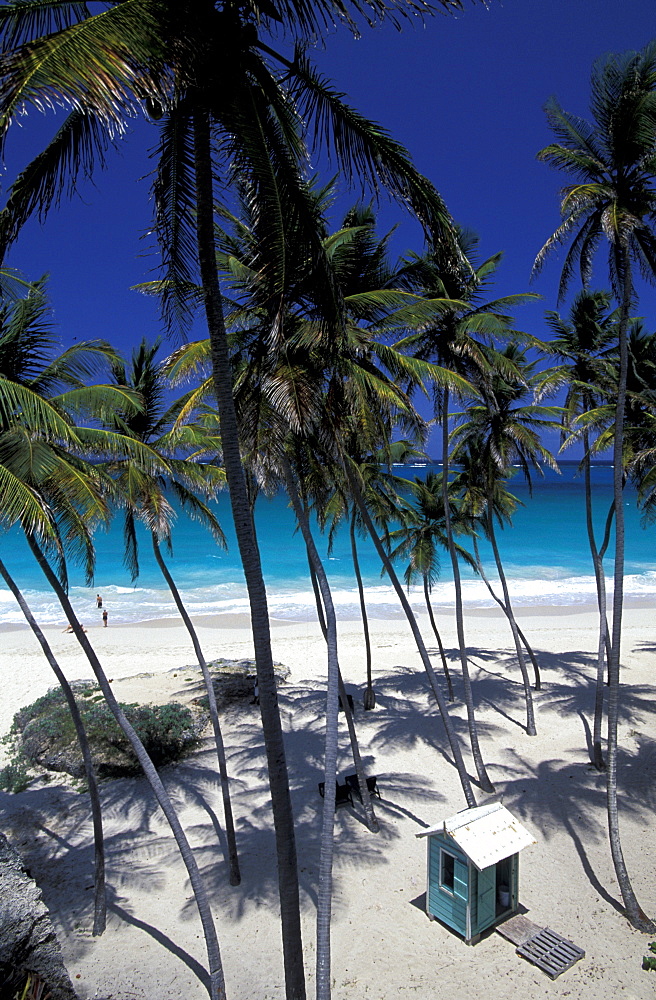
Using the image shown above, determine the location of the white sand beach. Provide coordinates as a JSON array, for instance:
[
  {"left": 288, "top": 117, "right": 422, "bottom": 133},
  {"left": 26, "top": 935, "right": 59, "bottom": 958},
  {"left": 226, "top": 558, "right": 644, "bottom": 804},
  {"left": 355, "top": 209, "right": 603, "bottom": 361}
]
[{"left": 1, "top": 604, "right": 655, "bottom": 1000}]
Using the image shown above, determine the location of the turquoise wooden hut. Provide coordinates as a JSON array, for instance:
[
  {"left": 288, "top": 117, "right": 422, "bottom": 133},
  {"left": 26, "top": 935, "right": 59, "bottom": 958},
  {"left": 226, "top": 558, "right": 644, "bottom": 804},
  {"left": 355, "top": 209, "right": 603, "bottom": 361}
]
[{"left": 416, "top": 802, "right": 536, "bottom": 944}]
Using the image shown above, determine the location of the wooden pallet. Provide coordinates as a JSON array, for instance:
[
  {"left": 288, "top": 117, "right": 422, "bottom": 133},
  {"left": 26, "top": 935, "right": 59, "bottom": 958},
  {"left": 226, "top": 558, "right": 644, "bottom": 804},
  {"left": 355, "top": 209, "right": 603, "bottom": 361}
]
[{"left": 516, "top": 926, "right": 585, "bottom": 979}]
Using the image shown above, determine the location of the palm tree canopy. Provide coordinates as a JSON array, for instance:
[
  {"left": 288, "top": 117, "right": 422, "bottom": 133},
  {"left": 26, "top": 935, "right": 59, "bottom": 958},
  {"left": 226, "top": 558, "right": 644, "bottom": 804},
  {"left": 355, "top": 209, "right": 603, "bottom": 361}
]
[
  {"left": 450, "top": 343, "right": 562, "bottom": 489},
  {"left": 0, "top": 0, "right": 483, "bottom": 320},
  {"left": 533, "top": 41, "right": 656, "bottom": 303}
]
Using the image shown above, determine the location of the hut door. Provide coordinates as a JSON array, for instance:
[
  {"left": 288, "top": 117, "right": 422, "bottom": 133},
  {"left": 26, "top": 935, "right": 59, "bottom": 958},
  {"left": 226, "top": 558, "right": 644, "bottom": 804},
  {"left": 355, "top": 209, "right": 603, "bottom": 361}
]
[{"left": 476, "top": 864, "right": 496, "bottom": 931}]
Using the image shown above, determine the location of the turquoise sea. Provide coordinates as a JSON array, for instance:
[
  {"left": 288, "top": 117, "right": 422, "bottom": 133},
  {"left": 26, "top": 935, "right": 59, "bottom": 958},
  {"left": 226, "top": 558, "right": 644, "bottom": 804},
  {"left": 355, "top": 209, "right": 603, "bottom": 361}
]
[{"left": 1, "top": 461, "right": 655, "bottom": 628}]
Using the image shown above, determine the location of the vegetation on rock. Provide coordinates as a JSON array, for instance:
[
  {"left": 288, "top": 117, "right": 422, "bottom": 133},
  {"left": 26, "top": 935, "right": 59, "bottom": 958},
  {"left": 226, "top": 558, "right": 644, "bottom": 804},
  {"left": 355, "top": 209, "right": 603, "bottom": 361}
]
[{"left": 0, "top": 683, "right": 205, "bottom": 788}]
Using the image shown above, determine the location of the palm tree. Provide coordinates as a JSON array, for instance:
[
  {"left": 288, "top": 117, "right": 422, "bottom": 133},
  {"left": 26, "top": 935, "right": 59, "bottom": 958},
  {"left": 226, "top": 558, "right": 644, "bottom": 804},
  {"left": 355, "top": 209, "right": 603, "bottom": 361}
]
[
  {"left": 5, "top": 423, "right": 229, "bottom": 998},
  {"left": 384, "top": 471, "right": 479, "bottom": 702},
  {"left": 450, "top": 343, "right": 561, "bottom": 735},
  {"left": 395, "top": 231, "right": 538, "bottom": 791},
  {"left": 0, "top": 279, "right": 144, "bottom": 937},
  {"left": 534, "top": 41, "right": 656, "bottom": 932},
  {"left": 0, "top": 292, "right": 229, "bottom": 993},
  {"left": 108, "top": 337, "right": 241, "bottom": 886},
  {"left": 0, "top": 557, "right": 108, "bottom": 937},
  {"left": 546, "top": 290, "right": 619, "bottom": 768}
]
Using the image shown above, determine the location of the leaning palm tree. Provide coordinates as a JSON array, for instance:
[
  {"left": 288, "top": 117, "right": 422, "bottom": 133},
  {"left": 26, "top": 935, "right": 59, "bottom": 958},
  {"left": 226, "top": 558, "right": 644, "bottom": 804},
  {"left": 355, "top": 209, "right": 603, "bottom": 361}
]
[
  {"left": 2, "top": 410, "right": 229, "bottom": 999},
  {"left": 108, "top": 337, "right": 241, "bottom": 886},
  {"left": 331, "top": 440, "right": 424, "bottom": 711},
  {"left": 384, "top": 471, "right": 480, "bottom": 702},
  {"left": 450, "top": 343, "right": 562, "bottom": 734},
  {"left": 534, "top": 41, "right": 656, "bottom": 932},
  {"left": 395, "top": 230, "right": 538, "bottom": 791},
  {"left": 546, "top": 290, "right": 619, "bottom": 768},
  {"left": 0, "top": 521, "right": 108, "bottom": 936},
  {"left": 0, "top": 280, "right": 143, "bottom": 937}
]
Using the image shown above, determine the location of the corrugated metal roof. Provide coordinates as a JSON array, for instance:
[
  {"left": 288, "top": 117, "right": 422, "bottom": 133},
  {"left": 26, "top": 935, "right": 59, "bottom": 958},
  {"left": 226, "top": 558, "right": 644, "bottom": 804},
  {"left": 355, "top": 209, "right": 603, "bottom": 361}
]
[{"left": 416, "top": 802, "right": 536, "bottom": 870}]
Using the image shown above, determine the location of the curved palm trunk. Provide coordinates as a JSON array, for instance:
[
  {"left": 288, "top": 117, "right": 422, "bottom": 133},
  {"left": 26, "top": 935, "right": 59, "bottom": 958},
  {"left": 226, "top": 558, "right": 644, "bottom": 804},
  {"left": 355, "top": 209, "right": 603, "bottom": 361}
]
[
  {"left": 344, "top": 460, "right": 476, "bottom": 808},
  {"left": 349, "top": 509, "right": 375, "bottom": 710},
  {"left": 279, "top": 457, "right": 340, "bottom": 1000},
  {"left": 309, "top": 558, "right": 328, "bottom": 639},
  {"left": 471, "top": 537, "right": 541, "bottom": 690},
  {"left": 151, "top": 534, "right": 240, "bottom": 886},
  {"left": 598, "top": 502, "right": 615, "bottom": 679},
  {"left": 27, "top": 535, "right": 227, "bottom": 999},
  {"left": 486, "top": 510, "right": 537, "bottom": 736},
  {"left": 607, "top": 261, "right": 656, "bottom": 933},
  {"left": 441, "top": 389, "right": 494, "bottom": 792},
  {"left": 0, "top": 557, "right": 106, "bottom": 936},
  {"left": 583, "top": 429, "right": 610, "bottom": 769},
  {"left": 306, "top": 553, "right": 378, "bottom": 834},
  {"left": 193, "top": 108, "right": 305, "bottom": 997},
  {"left": 422, "top": 576, "right": 454, "bottom": 701}
]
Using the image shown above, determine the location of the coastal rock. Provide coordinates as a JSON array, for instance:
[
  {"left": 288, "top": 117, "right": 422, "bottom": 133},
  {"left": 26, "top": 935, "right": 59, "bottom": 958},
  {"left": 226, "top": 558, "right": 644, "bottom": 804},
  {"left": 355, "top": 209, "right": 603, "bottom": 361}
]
[
  {"left": 8, "top": 683, "right": 206, "bottom": 783},
  {"left": 0, "top": 833, "right": 79, "bottom": 1000},
  {"left": 202, "top": 657, "right": 290, "bottom": 708}
]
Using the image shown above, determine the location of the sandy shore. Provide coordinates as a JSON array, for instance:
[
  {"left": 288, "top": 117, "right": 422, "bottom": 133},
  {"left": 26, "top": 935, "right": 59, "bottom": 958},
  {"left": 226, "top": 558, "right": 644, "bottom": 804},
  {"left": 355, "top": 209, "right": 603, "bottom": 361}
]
[{"left": 1, "top": 604, "right": 655, "bottom": 999}]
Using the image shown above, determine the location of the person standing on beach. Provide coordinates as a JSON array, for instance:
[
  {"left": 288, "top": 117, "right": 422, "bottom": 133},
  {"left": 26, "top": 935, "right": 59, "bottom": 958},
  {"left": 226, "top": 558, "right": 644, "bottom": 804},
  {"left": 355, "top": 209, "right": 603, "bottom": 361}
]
[
  {"left": 102, "top": 609, "right": 108, "bottom": 627},
  {"left": 96, "top": 594, "right": 103, "bottom": 608}
]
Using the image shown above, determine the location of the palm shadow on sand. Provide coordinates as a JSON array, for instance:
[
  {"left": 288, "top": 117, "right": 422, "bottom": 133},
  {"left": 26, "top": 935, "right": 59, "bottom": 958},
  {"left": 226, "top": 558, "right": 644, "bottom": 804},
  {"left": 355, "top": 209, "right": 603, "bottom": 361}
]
[{"left": 2, "top": 636, "right": 654, "bottom": 985}]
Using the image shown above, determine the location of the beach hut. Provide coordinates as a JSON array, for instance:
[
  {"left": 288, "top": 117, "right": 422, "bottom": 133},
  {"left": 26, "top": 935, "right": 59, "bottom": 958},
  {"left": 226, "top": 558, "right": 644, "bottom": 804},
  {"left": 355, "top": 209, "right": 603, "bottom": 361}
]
[{"left": 416, "top": 802, "right": 536, "bottom": 944}]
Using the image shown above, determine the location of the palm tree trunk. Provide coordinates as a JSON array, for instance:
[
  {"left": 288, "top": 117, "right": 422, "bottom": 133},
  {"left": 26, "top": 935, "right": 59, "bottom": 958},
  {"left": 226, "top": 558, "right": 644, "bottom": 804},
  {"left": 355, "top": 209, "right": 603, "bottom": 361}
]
[
  {"left": 279, "top": 456, "right": 340, "bottom": 1000},
  {"left": 27, "top": 535, "right": 227, "bottom": 999},
  {"left": 309, "top": 558, "right": 328, "bottom": 639},
  {"left": 441, "top": 389, "right": 494, "bottom": 792},
  {"left": 151, "top": 533, "right": 240, "bottom": 886},
  {"left": 583, "top": 433, "right": 608, "bottom": 770},
  {"left": 193, "top": 107, "right": 305, "bottom": 997},
  {"left": 598, "top": 501, "right": 615, "bottom": 681},
  {"left": 343, "top": 459, "right": 477, "bottom": 808},
  {"left": 349, "top": 509, "right": 375, "bottom": 710},
  {"left": 607, "top": 257, "right": 655, "bottom": 933},
  {"left": 471, "top": 537, "right": 541, "bottom": 690},
  {"left": 305, "top": 544, "right": 379, "bottom": 839},
  {"left": 0, "top": 556, "right": 106, "bottom": 937},
  {"left": 486, "top": 510, "right": 537, "bottom": 736},
  {"left": 422, "top": 576, "right": 454, "bottom": 701}
]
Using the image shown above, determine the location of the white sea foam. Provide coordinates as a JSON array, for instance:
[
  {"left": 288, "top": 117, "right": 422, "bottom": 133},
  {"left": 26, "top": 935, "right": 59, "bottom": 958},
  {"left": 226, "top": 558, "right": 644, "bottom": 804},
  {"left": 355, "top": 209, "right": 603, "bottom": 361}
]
[{"left": 2, "top": 570, "right": 654, "bottom": 627}]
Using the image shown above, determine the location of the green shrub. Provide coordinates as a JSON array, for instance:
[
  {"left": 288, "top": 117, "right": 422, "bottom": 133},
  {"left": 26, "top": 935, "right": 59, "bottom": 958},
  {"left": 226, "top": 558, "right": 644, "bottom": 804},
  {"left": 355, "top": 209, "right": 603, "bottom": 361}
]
[
  {"left": 643, "top": 941, "right": 656, "bottom": 971},
  {"left": 1, "top": 683, "right": 204, "bottom": 785},
  {"left": 0, "top": 758, "right": 32, "bottom": 794}
]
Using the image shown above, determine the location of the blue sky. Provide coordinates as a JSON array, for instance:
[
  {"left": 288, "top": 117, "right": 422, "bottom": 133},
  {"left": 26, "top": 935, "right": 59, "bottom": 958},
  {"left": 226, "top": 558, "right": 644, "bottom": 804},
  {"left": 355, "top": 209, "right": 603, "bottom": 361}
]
[{"left": 2, "top": 0, "right": 655, "bottom": 456}]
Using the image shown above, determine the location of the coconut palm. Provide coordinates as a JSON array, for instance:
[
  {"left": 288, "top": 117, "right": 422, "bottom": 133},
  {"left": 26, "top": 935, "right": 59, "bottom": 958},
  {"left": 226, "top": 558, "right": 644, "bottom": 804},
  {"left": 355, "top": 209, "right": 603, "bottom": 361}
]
[
  {"left": 450, "top": 343, "right": 561, "bottom": 734},
  {"left": 0, "top": 279, "right": 143, "bottom": 937},
  {"left": 546, "top": 290, "right": 619, "bottom": 767},
  {"left": 108, "top": 337, "right": 241, "bottom": 886},
  {"left": 8, "top": 427, "right": 229, "bottom": 999},
  {"left": 0, "top": 297, "right": 229, "bottom": 993},
  {"left": 534, "top": 41, "right": 656, "bottom": 932},
  {"left": 0, "top": 554, "right": 109, "bottom": 935},
  {"left": 384, "top": 471, "right": 479, "bottom": 702},
  {"left": 336, "top": 441, "right": 424, "bottom": 711},
  {"left": 395, "top": 231, "right": 538, "bottom": 791}
]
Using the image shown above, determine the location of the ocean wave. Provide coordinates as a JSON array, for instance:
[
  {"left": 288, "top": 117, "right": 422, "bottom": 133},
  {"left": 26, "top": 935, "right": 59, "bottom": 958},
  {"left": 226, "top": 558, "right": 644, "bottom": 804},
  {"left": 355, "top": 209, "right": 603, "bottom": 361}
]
[{"left": 2, "top": 570, "right": 655, "bottom": 627}]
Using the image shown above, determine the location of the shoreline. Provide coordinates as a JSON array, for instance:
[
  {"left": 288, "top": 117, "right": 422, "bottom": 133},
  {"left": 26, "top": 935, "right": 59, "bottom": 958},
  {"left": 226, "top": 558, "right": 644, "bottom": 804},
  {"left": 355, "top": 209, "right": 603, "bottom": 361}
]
[{"left": 2, "top": 591, "right": 655, "bottom": 635}]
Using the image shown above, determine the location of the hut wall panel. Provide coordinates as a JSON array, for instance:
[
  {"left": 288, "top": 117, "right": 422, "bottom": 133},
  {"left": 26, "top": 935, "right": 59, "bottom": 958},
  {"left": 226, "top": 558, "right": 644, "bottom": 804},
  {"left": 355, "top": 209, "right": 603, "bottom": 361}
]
[{"left": 427, "top": 835, "right": 468, "bottom": 935}]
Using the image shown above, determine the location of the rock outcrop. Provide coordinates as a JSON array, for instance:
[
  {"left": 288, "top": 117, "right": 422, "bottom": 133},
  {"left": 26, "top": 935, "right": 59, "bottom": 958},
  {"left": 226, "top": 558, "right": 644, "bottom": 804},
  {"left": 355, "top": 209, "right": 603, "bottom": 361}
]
[{"left": 0, "top": 833, "right": 78, "bottom": 1000}]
